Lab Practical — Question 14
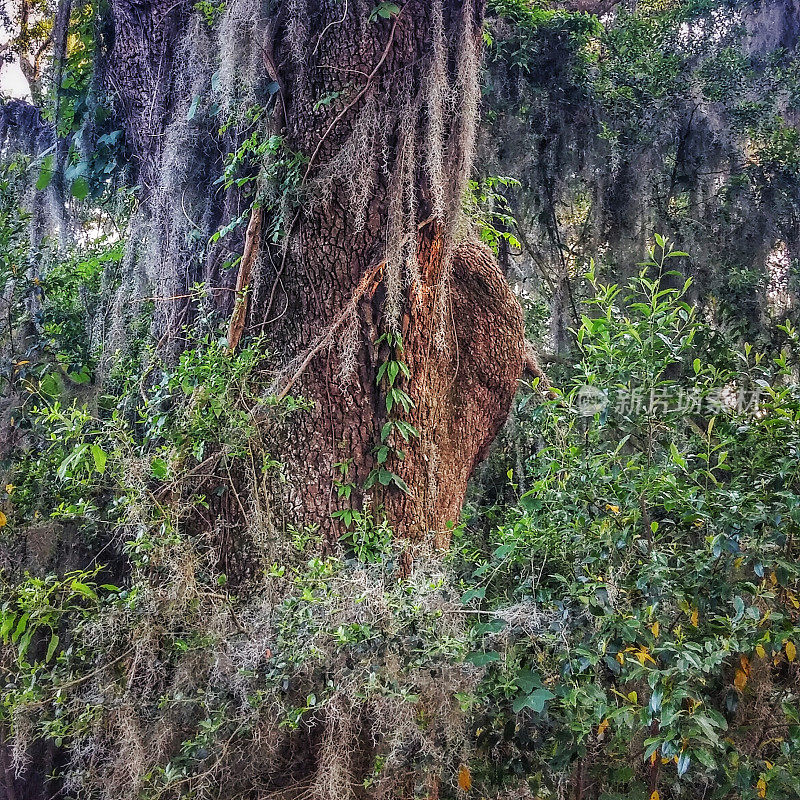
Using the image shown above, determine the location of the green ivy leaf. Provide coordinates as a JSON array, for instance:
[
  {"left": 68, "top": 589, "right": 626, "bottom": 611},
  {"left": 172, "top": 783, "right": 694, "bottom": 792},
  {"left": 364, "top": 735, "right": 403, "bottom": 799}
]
[
  {"left": 466, "top": 651, "right": 500, "bottom": 667},
  {"left": 512, "top": 687, "right": 554, "bottom": 714},
  {"left": 71, "top": 176, "right": 90, "bottom": 200},
  {"left": 368, "top": 2, "right": 400, "bottom": 22},
  {"left": 36, "top": 155, "right": 54, "bottom": 191}
]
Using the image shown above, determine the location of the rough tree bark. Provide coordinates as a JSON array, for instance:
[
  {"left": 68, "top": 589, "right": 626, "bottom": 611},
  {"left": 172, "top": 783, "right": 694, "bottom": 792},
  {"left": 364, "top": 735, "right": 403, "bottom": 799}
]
[
  {"left": 105, "top": 0, "right": 189, "bottom": 194},
  {"left": 103, "top": 0, "right": 528, "bottom": 549},
  {"left": 246, "top": 0, "right": 527, "bottom": 548}
]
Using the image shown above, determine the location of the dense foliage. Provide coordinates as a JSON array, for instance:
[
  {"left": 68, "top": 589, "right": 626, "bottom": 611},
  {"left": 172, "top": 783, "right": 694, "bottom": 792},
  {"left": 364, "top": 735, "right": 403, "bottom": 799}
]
[
  {"left": 2, "top": 1, "right": 800, "bottom": 799},
  {"left": 2, "top": 234, "right": 800, "bottom": 798}
]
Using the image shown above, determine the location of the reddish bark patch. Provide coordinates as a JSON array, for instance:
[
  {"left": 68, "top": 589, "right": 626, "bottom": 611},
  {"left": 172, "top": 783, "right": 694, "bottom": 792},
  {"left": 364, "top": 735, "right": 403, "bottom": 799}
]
[{"left": 388, "top": 232, "right": 526, "bottom": 546}]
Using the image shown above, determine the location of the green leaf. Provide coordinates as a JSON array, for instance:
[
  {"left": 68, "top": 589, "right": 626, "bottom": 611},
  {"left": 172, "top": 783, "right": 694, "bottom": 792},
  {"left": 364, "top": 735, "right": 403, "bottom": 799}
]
[
  {"left": 18, "top": 628, "right": 34, "bottom": 659},
  {"left": 460, "top": 587, "right": 486, "bottom": 604},
  {"left": 57, "top": 443, "right": 89, "bottom": 481},
  {"left": 91, "top": 444, "right": 107, "bottom": 474},
  {"left": 71, "top": 580, "right": 98, "bottom": 601},
  {"left": 694, "top": 748, "right": 716, "bottom": 769},
  {"left": 71, "top": 176, "right": 89, "bottom": 200},
  {"left": 11, "top": 612, "right": 29, "bottom": 644},
  {"left": 378, "top": 468, "right": 392, "bottom": 486},
  {"left": 69, "top": 367, "right": 92, "bottom": 384},
  {"left": 390, "top": 474, "right": 410, "bottom": 494},
  {"left": 513, "top": 687, "right": 554, "bottom": 714},
  {"left": 369, "top": 2, "right": 400, "bottom": 21},
  {"left": 515, "top": 669, "right": 543, "bottom": 694},
  {"left": 36, "top": 155, "right": 54, "bottom": 190},
  {"left": 39, "top": 372, "right": 63, "bottom": 398},
  {"left": 151, "top": 457, "right": 169, "bottom": 480},
  {"left": 670, "top": 442, "right": 687, "bottom": 470},
  {"left": 187, "top": 95, "right": 200, "bottom": 121},
  {"left": 1, "top": 612, "right": 16, "bottom": 642},
  {"left": 465, "top": 651, "right": 500, "bottom": 667},
  {"left": 46, "top": 633, "right": 60, "bottom": 662}
]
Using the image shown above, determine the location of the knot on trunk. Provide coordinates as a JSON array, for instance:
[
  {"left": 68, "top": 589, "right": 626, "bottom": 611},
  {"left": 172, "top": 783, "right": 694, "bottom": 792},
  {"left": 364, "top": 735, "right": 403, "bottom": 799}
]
[{"left": 389, "top": 239, "right": 526, "bottom": 545}]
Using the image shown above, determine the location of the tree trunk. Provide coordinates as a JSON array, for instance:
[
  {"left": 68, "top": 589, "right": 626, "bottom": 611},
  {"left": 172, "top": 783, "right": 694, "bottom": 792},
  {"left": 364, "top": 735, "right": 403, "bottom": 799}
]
[
  {"left": 105, "top": 0, "right": 527, "bottom": 549},
  {"left": 243, "top": 0, "right": 526, "bottom": 548},
  {"left": 106, "top": 0, "right": 189, "bottom": 194}
]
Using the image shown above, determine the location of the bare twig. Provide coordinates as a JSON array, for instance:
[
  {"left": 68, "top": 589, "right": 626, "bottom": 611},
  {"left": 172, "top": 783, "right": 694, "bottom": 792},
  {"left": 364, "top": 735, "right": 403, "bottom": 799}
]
[{"left": 227, "top": 206, "right": 263, "bottom": 351}]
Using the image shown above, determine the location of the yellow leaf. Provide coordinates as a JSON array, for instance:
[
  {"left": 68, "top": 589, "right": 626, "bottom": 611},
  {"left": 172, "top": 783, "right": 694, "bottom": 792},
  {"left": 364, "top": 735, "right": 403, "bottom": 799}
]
[
  {"left": 606, "top": 504, "right": 620, "bottom": 515},
  {"left": 650, "top": 751, "right": 658, "bottom": 765},
  {"left": 734, "top": 669, "right": 748, "bottom": 691},
  {"left": 628, "top": 691, "right": 638, "bottom": 704},
  {"left": 765, "top": 761, "right": 774, "bottom": 770},
  {"left": 769, "top": 571, "right": 778, "bottom": 586},
  {"left": 4, "top": 484, "right": 13, "bottom": 494},
  {"left": 458, "top": 765, "right": 471, "bottom": 792},
  {"left": 597, "top": 719, "right": 609, "bottom": 737},
  {"left": 633, "top": 647, "right": 656, "bottom": 666},
  {"left": 616, "top": 652, "right": 625, "bottom": 665},
  {"left": 787, "top": 591, "right": 800, "bottom": 609},
  {"left": 651, "top": 621, "right": 660, "bottom": 637},
  {"left": 786, "top": 640, "right": 796, "bottom": 662},
  {"left": 690, "top": 608, "right": 699, "bottom": 627},
  {"left": 756, "top": 644, "right": 767, "bottom": 659},
  {"left": 0, "top": 511, "right": 6, "bottom": 528},
  {"left": 757, "top": 778, "right": 767, "bottom": 798},
  {"left": 650, "top": 792, "right": 660, "bottom": 800}
]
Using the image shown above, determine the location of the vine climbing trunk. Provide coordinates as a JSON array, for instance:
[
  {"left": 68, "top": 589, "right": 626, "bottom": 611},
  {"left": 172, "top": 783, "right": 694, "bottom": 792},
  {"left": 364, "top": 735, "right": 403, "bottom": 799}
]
[{"left": 244, "top": 0, "right": 527, "bottom": 549}]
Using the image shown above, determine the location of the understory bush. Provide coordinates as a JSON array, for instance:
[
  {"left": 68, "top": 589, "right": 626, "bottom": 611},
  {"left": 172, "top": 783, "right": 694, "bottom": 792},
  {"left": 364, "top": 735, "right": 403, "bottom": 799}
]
[{"left": 458, "top": 240, "right": 800, "bottom": 798}]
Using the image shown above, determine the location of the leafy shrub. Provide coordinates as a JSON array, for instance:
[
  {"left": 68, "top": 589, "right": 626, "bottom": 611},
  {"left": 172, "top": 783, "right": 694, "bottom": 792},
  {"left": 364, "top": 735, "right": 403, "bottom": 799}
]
[{"left": 457, "top": 239, "right": 800, "bottom": 798}]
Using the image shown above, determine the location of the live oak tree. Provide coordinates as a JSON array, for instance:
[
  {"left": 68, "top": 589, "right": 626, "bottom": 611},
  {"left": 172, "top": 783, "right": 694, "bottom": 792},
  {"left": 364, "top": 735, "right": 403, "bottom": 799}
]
[
  {"left": 104, "top": 0, "right": 529, "bottom": 551},
  {"left": 6, "top": 3, "right": 800, "bottom": 800}
]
